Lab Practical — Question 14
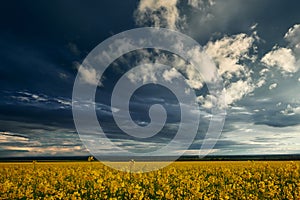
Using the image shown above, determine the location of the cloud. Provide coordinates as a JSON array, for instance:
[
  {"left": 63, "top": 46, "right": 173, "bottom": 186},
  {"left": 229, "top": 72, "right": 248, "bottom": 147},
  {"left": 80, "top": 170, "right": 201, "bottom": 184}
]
[
  {"left": 268, "top": 83, "right": 277, "bottom": 90},
  {"left": 224, "top": 80, "right": 255, "bottom": 105},
  {"left": 218, "top": 121, "right": 300, "bottom": 155},
  {"left": 132, "top": 2, "right": 300, "bottom": 111},
  {"left": 123, "top": 49, "right": 206, "bottom": 90},
  {"left": 54, "top": 98, "right": 72, "bottom": 106},
  {"left": 280, "top": 104, "right": 300, "bottom": 116},
  {"left": 134, "top": 0, "right": 180, "bottom": 30},
  {"left": 77, "top": 64, "right": 100, "bottom": 86},
  {"left": 2, "top": 146, "right": 86, "bottom": 156},
  {"left": 9, "top": 91, "right": 72, "bottom": 109},
  {"left": 0, "top": 131, "right": 28, "bottom": 143},
  {"left": 162, "top": 68, "right": 182, "bottom": 82},
  {"left": 127, "top": 62, "right": 159, "bottom": 84},
  {"left": 197, "top": 95, "right": 215, "bottom": 109},
  {"left": 284, "top": 24, "right": 300, "bottom": 50},
  {"left": 187, "top": 0, "right": 215, "bottom": 10},
  {"left": 186, "top": 46, "right": 217, "bottom": 84},
  {"left": 201, "top": 32, "right": 260, "bottom": 106},
  {"left": 284, "top": 24, "right": 300, "bottom": 67},
  {"left": 292, "top": 106, "right": 300, "bottom": 114},
  {"left": 261, "top": 47, "right": 297, "bottom": 73},
  {"left": 133, "top": 0, "right": 265, "bottom": 107},
  {"left": 18, "top": 91, "right": 48, "bottom": 102},
  {"left": 204, "top": 33, "right": 257, "bottom": 79},
  {"left": 130, "top": 2, "right": 300, "bottom": 156},
  {"left": 262, "top": 24, "right": 300, "bottom": 74},
  {"left": 129, "top": 23, "right": 260, "bottom": 108},
  {"left": 0, "top": 122, "right": 87, "bottom": 157},
  {"left": 184, "top": 0, "right": 272, "bottom": 41}
]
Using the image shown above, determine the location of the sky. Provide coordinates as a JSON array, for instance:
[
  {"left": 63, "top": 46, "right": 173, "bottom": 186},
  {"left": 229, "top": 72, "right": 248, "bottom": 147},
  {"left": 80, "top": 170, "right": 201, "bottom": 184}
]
[{"left": 1, "top": 0, "right": 300, "bottom": 157}]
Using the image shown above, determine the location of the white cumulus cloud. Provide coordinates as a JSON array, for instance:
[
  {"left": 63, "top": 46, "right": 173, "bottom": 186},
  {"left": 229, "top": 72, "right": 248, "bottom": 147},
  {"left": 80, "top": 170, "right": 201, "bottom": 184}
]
[
  {"left": 134, "top": 0, "right": 180, "bottom": 30},
  {"left": 284, "top": 24, "right": 300, "bottom": 50},
  {"left": 224, "top": 80, "right": 255, "bottom": 105},
  {"left": 261, "top": 47, "right": 297, "bottom": 73},
  {"left": 203, "top": 32, "right": 260, "bottom": 106},
  {"left": 78, "top": 65, "right": 100, "bottom": 86},
  {"left": 162, "top": 68, "right": 181, "bottom": 82},
  {"left": 262, "top": 24, "right": 300, "bottom": 74},
  {"left": 205, "top": 33, "right": 256, "bottom": 78}
]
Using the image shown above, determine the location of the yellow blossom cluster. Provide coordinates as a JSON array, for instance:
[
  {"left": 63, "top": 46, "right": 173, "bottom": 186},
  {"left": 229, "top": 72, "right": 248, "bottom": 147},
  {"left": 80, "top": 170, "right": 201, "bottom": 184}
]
[{"left": 0, "top": 161, "right": 299, "bottom": 199}]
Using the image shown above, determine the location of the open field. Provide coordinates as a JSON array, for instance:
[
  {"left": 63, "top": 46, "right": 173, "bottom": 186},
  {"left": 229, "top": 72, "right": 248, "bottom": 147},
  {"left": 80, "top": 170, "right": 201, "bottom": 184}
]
[{"left": 0, "top": 161, "right": 299, "bottom": 199}]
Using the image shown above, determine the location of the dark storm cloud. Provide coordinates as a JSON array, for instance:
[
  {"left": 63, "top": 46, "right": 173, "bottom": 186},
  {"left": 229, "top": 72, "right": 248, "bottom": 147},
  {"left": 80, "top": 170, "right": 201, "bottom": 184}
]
[
  {"left": 0, "top": 36, "right": 75, "bottom": 94},
  {"left": 1, "top": 0, "right": 300, "bottom": 157},
  {"left": 0, "top": 0, "right": 139, "bottom": 156},
  {"left": 0, "top": 0, "right": 138, "bottom": 94}
]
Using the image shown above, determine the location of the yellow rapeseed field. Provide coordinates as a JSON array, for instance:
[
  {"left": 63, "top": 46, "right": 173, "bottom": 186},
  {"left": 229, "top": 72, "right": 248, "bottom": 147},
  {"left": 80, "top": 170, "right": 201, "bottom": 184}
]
[{"left": 0, "top": 161, "right": 299, "bottom": 199}]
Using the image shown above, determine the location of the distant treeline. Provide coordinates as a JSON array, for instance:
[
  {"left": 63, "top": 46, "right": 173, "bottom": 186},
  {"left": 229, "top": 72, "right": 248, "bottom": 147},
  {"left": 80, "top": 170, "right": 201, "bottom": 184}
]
[{"left": 0, "top": 154, "right": 300, "bottom": 162}]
